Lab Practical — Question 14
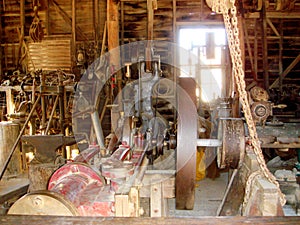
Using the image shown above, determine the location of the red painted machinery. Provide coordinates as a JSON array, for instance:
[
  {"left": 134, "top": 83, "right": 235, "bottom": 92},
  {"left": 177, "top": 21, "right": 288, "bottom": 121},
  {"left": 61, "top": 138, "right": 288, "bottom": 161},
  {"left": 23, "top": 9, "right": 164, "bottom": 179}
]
[{"left": 8, "top": 144, "right": 143, "bottom": 216}]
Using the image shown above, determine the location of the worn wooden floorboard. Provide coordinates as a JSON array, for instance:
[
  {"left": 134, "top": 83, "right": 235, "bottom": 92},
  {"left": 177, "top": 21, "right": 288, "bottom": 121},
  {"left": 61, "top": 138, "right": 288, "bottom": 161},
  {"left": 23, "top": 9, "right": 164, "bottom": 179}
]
[{"left": 1, "top": 215, "right": 300, "bottom": 225}]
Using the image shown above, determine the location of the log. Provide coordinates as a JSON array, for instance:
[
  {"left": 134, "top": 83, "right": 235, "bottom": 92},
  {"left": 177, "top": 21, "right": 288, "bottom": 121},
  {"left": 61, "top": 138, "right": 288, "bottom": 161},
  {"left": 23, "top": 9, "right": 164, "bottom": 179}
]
[
  {"left": 0, "top": 122, "right": 21, "bottom": 178},
  {"left": 28, "top": 163, "right": 58, "bottom": 192}
]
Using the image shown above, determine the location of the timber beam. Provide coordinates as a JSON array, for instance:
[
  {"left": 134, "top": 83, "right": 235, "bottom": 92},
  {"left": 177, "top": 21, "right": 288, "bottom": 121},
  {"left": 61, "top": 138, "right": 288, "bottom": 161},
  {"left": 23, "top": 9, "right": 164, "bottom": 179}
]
[
  {"left": 269, "top": 53, "right": 300, "bottom": 89},
  {"left": 1, "top": 215, "right": 300, "bottom": 225}
]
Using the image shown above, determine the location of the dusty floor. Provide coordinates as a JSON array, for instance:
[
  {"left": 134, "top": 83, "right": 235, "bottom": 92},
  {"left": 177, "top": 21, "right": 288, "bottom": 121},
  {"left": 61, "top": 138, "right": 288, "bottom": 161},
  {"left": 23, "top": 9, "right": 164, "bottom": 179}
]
[
  {"left": 168, "top": 172, "right": 228, "bottom": 217},
  {"left": 167, "top": 171, "right": 300, "bottom": 217}
]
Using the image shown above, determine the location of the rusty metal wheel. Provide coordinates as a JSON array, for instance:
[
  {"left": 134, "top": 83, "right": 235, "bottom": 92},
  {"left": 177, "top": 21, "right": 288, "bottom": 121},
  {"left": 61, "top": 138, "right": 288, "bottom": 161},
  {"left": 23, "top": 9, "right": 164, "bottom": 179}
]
[{"left": 217, "top": 118, "right": 245, "bottom": 169}]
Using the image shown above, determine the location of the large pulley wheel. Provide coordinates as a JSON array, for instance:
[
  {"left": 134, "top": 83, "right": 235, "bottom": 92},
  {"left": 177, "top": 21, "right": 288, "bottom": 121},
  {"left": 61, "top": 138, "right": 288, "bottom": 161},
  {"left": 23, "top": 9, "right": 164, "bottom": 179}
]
[{"left": 217, "top": 118, "right": 245, "bottom": 169}]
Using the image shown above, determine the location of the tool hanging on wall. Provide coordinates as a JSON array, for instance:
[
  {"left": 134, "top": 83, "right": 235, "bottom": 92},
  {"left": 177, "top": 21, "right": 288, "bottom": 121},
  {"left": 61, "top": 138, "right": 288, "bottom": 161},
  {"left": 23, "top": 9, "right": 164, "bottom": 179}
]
[{"left": 29, "top": 0, "right": 44, "bottom": 42}]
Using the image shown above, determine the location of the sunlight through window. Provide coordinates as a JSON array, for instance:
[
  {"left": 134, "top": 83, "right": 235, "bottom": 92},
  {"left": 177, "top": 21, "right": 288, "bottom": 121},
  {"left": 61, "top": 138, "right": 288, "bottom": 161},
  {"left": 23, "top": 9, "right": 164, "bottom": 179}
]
[{"left": 179, "top": 27, "right": 227, "bottom": 103}]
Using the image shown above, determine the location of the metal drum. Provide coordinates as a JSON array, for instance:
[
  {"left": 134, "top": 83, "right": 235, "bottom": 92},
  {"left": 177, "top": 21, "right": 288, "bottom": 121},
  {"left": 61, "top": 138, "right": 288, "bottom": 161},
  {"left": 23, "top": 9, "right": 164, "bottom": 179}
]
[{"left": 217, "top": 118, "right": 245, "bottom": 169}]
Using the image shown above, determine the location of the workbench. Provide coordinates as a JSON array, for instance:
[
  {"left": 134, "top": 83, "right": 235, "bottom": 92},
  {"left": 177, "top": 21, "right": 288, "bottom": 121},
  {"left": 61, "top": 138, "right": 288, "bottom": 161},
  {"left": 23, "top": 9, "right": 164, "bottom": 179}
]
[
  {"left": 0, "top": 178, "right": 29, "bottom": 205},
  {"left": 257, "top": 123, "right": 300, "bottom": 149}
]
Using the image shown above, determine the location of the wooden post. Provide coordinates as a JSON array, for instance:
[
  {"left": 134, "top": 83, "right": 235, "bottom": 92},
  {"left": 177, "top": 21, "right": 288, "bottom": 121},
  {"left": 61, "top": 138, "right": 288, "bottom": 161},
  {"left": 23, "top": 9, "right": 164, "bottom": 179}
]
[
  {"left": 254, "top": 19, "right": 258, "bottom": 78},
  {"left": 279, "top": 20, "right": 283, "bottom": 93},
  {"left": 0, "top": 2, "right": 3, "bottom": 78},
  {"left": 243, "top": 18, "right": 255, "bottom": 80},
  {"left": 20, "top": 0, "right": 25, "bottom": 45},
  {"left": 19, "top": 0, "right": 25, "bottom": 70},
  {"left": 147, "top": 0, "right": 154, "bottom": 42},
  {"left": 261, "top": 2, "right": 269, "bottom": 90},
  {"left": 6, "top": 89, "right": 15, "bottom": 116},
  {"left": 94, "top": 0, "right": 100, "bottom": 42},
  {"left": 173, "top": 0, "right": 176, "bottom": 43},
  {"left": 146, "top": 0, "right": 154, "bottom": 72},
  {"left": 0, "top": 46, "right": 2, "bottom": 81},
  {"left": 120, "top": 1, "right": 124, "bottom": 44},
  {"left": 107, "top": 0, "right": 122, "bottom": 112},
  {"left": 46, "top": 0, "right": 50, "bottom": 35},
  {"left": 107, "top": 0, "right": 120, "bottom": 67},
  {"left": 149, "top": 174, "right": 170, "bottom": 217},
  {"left": 72, "top": 0, "right": 76, "bottom": 60}
]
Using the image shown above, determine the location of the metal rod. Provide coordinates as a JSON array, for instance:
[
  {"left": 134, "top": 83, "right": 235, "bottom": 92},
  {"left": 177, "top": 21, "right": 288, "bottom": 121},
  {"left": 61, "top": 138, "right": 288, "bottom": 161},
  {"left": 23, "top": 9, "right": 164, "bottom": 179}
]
[
  {"left": 41, "top": 76, "right": 47, "bottom": 131},
  {"left": 59, "top": 86, "right": 65, "bottom": 135},
  {"left": 45, "top": 95, "right": 59, "bottom": 134},
  {"left": 0, "top": 94, "right": 41, "bottom": 180},
  {"left": 216, "top": 169, "right": 238, "bottom": 216},
  {"left": 90, "top": 110, "right": 105, "bottom": 148},
  {"left": 100, "top": 97, "right": 109, "bottom": 123},
  {"left": 197, "top": 138, "right": 222, "bottom": 147},
  {"left": 138, "top": 62, "right": 142, "bottom": 117}
]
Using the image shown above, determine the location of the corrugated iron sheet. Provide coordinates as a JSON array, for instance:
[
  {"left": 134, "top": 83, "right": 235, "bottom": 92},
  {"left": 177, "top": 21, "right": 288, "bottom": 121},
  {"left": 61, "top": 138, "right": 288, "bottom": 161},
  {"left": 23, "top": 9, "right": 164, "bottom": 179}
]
[{"left": 27, "top": 39, "right": 72, "bottom": 72}]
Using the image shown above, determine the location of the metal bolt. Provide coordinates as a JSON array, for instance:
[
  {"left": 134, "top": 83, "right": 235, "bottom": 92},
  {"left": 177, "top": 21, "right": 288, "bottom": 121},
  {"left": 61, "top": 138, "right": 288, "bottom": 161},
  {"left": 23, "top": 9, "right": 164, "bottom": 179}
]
[{"left": 32, "top": 196, "right": 43, "bottom": 208}]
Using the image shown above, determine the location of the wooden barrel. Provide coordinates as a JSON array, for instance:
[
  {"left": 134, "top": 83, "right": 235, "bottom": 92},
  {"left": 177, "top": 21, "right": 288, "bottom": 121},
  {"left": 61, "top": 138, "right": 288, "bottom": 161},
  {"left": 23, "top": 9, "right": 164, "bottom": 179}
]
[{"left": 0, "top": 121, "right": 21, "bottom": 178}]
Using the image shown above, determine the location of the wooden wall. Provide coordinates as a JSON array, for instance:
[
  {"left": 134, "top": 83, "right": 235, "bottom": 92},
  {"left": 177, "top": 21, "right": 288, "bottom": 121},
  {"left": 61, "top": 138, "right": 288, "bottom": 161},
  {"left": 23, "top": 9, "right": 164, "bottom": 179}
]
[
  {"left": 1, "top": 0, "right": 106, "bottom": 42},
  {"left": 242, "top": 1, "right": 300, "bottom": 88},
  {"left": 0, "top": 0, "right": 220, "bottom": 74},
  {"left": 0, "top": 0, "right": 299, "bottom": 88},
  {"left": 121, "top": 0, "right": 223, "bottom": 42}
]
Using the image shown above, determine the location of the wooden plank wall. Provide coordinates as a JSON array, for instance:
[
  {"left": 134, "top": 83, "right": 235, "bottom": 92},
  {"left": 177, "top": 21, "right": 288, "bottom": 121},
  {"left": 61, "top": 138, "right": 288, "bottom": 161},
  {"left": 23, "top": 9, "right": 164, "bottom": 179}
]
[
  {"left": 120, "top": 0, "right": 222, "bottom": 78},
  {"left": 243, "top": 1, "right": 300, "bottom": 86},
  {"left": 48, "top": 0, "right": 72, "bottom": 35},
  {"left": 121, "top": 0, "right": 222, "bottom": 42},
  {"left": 0, "top": 44, "right": 19, "bottom": 72},
  {"left": 1, "top": 0, "right": 107, "bottom": 73},
  {"left": 1, "top": 0, "right": 299, "bottom": 87},
  {"left": 1, "top": 0, "right": 220, "bottom": 74}
]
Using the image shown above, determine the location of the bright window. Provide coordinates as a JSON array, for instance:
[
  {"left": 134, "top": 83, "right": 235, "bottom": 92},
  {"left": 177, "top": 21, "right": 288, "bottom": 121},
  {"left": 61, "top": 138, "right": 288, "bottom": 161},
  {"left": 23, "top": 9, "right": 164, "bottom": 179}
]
[{"left": 178, "top": 27, "right": 228, "bottom": 103}]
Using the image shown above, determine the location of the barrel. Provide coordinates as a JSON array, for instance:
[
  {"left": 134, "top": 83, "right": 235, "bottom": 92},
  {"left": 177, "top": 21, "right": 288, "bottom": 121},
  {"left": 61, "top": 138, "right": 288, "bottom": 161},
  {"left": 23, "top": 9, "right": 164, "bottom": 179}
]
[{"left": 0, "top": 121, "right": 21, "bottom": 178}]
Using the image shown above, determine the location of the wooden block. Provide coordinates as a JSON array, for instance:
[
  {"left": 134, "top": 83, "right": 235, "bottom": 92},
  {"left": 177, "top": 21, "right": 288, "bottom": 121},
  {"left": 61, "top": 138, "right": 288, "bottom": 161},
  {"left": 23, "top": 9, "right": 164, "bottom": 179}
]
[
  {"left": 243, "top": 177, "right": 284, "bottom": 216},
  {"left": 115, "top": 194, "right": 136, "bottom": 217},
  {"left": 244, "top": 152, "right": 259, "bottom": 172},
  {"left": 150, "top": 181, "right": 162, "bottom": 217},
  {"left": 129, "top": 187, "right": 140, "bottom": 217},
  {"left": 139, "top": 173, "right": 175, "bottom": 198}
]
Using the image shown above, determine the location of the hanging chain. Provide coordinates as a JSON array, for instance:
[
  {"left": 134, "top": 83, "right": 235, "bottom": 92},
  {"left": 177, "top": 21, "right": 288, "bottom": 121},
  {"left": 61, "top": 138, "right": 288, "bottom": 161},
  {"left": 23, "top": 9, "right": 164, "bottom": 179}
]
[{"left": 212, "top": 0, "right": 286, "bottom": 209}]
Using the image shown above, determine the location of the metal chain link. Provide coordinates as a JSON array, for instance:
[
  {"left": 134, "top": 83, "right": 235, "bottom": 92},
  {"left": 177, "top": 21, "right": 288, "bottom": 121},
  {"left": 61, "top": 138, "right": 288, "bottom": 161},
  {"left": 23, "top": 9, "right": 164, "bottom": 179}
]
[{"left": 212, "top": 0, "right": 286, "bottom": 209}]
